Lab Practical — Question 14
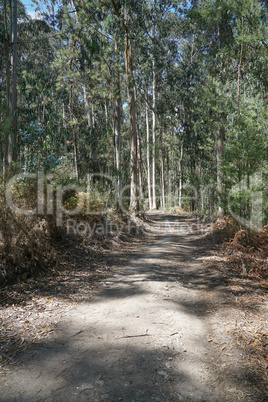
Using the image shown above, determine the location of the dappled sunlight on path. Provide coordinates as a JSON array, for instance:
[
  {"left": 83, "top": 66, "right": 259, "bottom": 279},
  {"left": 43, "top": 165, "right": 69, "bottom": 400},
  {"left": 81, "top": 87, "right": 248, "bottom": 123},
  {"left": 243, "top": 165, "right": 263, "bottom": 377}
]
[{"left": 1, "top": 213, "right": 266, "bottom": 401}]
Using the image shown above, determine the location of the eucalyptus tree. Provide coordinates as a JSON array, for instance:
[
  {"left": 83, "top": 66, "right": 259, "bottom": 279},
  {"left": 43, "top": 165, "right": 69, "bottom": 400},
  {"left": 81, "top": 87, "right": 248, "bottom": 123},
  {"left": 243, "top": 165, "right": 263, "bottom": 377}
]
[
  {"left": 6, "top": 0, "right": 18, "bottom": 167},
  {"left": 184, "top": 0, "right": 267, "bottom": 217},
  {"left": 131, "top": 0, "right": 182, "bottom": 209},
  {"left": 1, "top": 0, "right": 265, "bottom": 222},
  {"left": 109, "top": 0, "right": 139, "bottom": 211},
  {"left": 0, "top": 0, "right": 27, "bottom": 174}
]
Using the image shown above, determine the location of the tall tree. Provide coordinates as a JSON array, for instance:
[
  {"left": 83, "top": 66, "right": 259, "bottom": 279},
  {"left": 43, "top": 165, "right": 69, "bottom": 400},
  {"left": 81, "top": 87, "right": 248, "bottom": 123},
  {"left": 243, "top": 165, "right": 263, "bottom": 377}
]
[
  {"left": 111, "top": 0, "right": 138, "bottom": 212},
  {"left": 7, "top": 0, "right": 17, "bottom": 166}
]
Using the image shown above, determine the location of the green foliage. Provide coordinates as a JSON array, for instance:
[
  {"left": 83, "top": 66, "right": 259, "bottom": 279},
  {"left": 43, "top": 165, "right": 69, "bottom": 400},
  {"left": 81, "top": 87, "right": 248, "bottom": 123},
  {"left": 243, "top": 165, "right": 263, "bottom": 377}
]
[
  {"left": 0, "top": 0, "right": 267, "bottom": 224},
  {"left": 19, "top": 121, "right": 62, "bottom": 172}
]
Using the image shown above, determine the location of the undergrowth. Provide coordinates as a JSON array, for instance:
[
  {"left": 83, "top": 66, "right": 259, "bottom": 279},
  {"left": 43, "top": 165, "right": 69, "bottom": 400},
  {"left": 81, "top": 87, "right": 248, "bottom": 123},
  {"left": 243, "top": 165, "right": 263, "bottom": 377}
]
[
  {"left": 0, "top": 189, "right": 58, "bottom": 286},
  {"left": 213, "top": 217, "right": 268, "bottom": 282},
  {"left": 0, "top": 179, "right": 144, "bottom": 286}
]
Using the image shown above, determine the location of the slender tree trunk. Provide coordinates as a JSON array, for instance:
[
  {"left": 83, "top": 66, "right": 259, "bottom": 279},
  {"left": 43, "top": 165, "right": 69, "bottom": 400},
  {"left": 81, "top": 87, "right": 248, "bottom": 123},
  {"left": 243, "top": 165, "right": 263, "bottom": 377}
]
[
  {"left": 90, "top": 105, "right": 98, "bottom": 169},
  {"left": 168, "top": 171, "right": 171, "bottom": 209},
  {"left": 82, "top": 84, "right": 97, "bottom": 170},
  {"left": 152, "top": 57, "right": 157, "bottom": 209},
  {"left": 104, "top": 100, "right": 108, "bottom": 134},
  {"left": 216, "top": 127, "right": 225, "bottom": 217},
  {"left": 191, "top": 164, "right": 196, "bottom": 213},
  {"left": 3, "top": 0, "right": 9, "bottom": 177},
  {"left": 137, "top": 128, "right": 145, "bottom": 212},
  {"left": 111, "top": 0, "right": 138, "bottom": 212},
  {"left": 82, "top": 84, "right": 91, "bottom": 128},
  {"left": 8, "top": 0, "right": 17, "bottom": 166},
  {"left": 237, "top": 17, "right": 244, "bottom": 116},
  {"left": 81, "top": 63, "right": 97, "bottom": 171},
  {"left": 178, "top": 140, "right": 184, "bottom": 208},
  {"left": 146, "top": 100, "right": 152, "bottom": 209},
  {"left": 125, "top": 27, "right": 137, "bottom": 212},
  {"left": 160, "top": 149, "right": 165, "bottom": 209},
  {"left": 62, "top": 103, "right": 68, "bottom": 158},
  {"left": 201, "top": 188, "right": 204, "bottom": 214},
  {"left": 246, "top": 162, "right": 250, "bottom": 219},
  {"left": 171, "top": 149, "right": 175, "bottom": 202},
  {"left": 187, "top": 100, "right": 196, "bottom": 212},
  {"left": 71, "top": 0, "right": 98, "bottom": 174},
  {"left": 114, "top": 41, "right": 121, "bottom": 207},
  {"left": 69, "top": 86, "right": 79, "bottom": 180}
]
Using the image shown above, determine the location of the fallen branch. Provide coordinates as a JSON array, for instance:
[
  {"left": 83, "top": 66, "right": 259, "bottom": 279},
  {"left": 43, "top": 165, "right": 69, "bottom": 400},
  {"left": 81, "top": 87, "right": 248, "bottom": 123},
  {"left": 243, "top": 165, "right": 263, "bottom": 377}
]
[{"left": 116, "top": 333, "right": 152, "bottom": 339}]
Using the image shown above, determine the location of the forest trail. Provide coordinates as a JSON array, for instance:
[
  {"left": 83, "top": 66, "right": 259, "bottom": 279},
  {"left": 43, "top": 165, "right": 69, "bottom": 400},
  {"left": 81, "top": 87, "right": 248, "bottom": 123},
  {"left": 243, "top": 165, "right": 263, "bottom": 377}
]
[{"left": 0, "top": 213, "right": 265, "bottom": 401}]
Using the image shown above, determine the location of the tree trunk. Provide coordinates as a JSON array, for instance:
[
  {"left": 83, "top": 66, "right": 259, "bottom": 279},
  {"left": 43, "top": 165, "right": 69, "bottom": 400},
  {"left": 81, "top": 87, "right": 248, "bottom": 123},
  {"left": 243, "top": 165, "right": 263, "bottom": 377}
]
[
  {"left": 178, "top": 140, "right": 184, "bottom": 208},
  {"left": 62, "top": 103, "right": 68, "bottom": 158},
  {"left": 137, "top": 128, "right": 145, "bottom": 212},
  {"left": 111, "top": 0, "right": 138, "bottom": 212},
  {"left": 191, "top": 163, "right": 196, "bottom": 213},
  {"left": 90, "top": 105, "right": 98, "bottom": 170},
  {"left": 114, "top": 41, "right": 121, "bottom": 207},
  {"left": 216, "top": 127, "right": 225, "bottom": 217},
  {"left": 82, "top": 83, "right": 91, "bottom": 129},
  {"left": 3, "top": 0, "right": 9, "bottom": 177},
  {"left": 160, "top": 149, "right": 165, "bottom": 209},
  {"left": 69, "top": 86, "right": 79, "bottom": 180},
  {"left": 104, "top": 100, "right": 108, "bottom": 134},
  {"left": 146, "top": 100, "right": 152, "bottom": 209},
  {"left": 125, "top": 25, "right": 137, "bottom": 212},
  {"left": 168, "top": 173, "right": 171, "bottom": 209},
  {"left": 8, "top": 0, "right": 17, "bottom": 166},
  {"left": 237, "top": 17, "right": 244, "bottom": 116},
  {"left": 82, "top": 85, "right": 97, "bottom": 170},
  {"left": 71, "top": 0, "right": 97, "bottom": 175},
  {"left": 152, "top": 57, "right": 157, "bottom": 209}
]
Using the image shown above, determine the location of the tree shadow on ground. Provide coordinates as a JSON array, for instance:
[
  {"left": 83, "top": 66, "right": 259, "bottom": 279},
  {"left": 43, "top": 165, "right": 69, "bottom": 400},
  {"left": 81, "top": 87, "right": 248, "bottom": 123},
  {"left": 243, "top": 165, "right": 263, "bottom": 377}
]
[
  {"left": 2, "top": 318, "right": 260, "bottom": 402},
  {"left": 2, "top": 314, "right": 266, "bottom": 401},
  {"left": 0, "top": 213, "right": 267, "bottom": 400},
  {"left": 1, "top": 337, "right": 190, "bottom": 401}
]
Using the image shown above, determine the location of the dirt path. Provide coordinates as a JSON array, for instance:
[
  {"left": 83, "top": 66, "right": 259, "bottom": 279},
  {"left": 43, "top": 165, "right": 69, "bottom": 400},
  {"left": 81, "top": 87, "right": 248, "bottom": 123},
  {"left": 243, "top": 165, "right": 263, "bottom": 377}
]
[{"left": 1, "top": 213, "right": 267, "bottom": 401}]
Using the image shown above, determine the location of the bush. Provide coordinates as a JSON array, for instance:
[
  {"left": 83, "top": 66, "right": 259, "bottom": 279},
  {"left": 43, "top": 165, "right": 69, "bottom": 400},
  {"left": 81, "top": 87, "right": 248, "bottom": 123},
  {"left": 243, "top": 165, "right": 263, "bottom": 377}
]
[
  {"left": 222, "top": 224, "right": 268, "bottom": 282},
  {"left": 0, "top": 185, "right": 57, "bottom": 286}
]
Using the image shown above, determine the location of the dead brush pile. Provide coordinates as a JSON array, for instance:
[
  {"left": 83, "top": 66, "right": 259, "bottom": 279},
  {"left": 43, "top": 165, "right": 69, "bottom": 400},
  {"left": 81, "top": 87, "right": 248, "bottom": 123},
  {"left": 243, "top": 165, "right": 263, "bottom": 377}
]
[
  {"left": 223, "top": 228, "right": 268, "bottom": 281},
  {"left": 213, "top": 217, "right": 268, "bottom": 282},
  {"left": 212, "top": 216, "right": 239, "bottom": 241},
  {"left": 0, "top": 189, "right": 57, "bottom": 286}
]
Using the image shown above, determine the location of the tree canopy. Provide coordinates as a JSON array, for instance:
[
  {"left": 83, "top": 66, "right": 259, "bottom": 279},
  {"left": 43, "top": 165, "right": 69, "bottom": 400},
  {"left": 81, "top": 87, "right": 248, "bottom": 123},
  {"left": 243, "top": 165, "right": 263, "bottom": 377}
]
[{"left": 0, "top": 0, "right": 267, "bottom": 223}]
